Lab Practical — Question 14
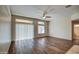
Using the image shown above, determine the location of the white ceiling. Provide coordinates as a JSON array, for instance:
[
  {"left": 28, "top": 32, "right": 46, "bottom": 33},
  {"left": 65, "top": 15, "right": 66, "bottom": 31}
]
[{"left": 10, "top": 5, "right": 79, "bottom": 20}]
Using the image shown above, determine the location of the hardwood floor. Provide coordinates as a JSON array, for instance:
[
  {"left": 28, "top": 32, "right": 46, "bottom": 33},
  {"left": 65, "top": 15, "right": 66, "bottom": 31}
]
[
  {"left": 73, "top": 39, "right": 79, "bottom": 45},
  {"left": 8, "top": 36, "right": 73, "bottom": 54}
]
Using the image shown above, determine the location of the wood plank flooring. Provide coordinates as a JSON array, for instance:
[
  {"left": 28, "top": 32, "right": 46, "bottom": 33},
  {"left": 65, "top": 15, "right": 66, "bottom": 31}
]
[
  {"left": 73, "top": 39, "right": 79, "bottom": 45},
  {"left": 8, "top": 36, "right": 73, "bottom": 54}
]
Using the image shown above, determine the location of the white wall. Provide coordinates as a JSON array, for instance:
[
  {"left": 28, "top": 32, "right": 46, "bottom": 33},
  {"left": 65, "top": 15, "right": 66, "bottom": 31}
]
[
  {"left": 71, "top": 12, "right": 79, "bottom": 20},
  {"left": 0, "top": 6, "right": 11, "bottom": 53},
  {"left": 49, "top": 14, "right": 72, "bottom": 40},
  {"left": 49, "top": 11, "right": 79, "bottom": 40}
]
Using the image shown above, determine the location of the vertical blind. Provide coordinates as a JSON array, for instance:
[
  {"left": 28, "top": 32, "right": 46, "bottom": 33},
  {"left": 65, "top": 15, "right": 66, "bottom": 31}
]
[{"left": 16, "top": 19, "right": 34, "bottom": 41}]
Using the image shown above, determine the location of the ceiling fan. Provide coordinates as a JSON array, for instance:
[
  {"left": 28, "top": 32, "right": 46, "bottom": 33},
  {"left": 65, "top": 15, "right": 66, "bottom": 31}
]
[
  {"left": 42, "top": 9, "right": 52, "bottom": 20},
  {"left": 35, "top": 6, "right": 53, "bottom": 20},
  {"left": 41, "top": 5, "right": 72, "bottom": 19},
  {"left": 41, "top": 7, "right": 53, "bottom": 19},
  {"left": 35, "top": 5, "right": 72, "bottom": 20}
]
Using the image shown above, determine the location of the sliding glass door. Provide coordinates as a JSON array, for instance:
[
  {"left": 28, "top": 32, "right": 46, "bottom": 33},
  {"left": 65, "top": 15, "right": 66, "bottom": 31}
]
[{"left": 15, "top": 19, "right": 34, "bottom": 41}]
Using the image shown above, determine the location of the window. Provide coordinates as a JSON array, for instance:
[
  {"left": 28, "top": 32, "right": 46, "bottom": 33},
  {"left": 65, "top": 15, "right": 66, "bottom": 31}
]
[
  {"left": 38, "top": 25, "right": 45, "bottom": 34},
  {"left": 38, "top": 21, "right": 45, "bottom": 34}
]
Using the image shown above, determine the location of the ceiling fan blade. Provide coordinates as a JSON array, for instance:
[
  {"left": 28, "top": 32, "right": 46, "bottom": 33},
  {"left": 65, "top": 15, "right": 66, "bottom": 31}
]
[
  {"left": 40, "top": 6, "right": 54, "bottom": 19},
  {"left": 43, "top": 12, "right": 45, "bottom": 17},
  {"left": 42, "top": 6, "right": 50, "bottom": 17},
  {"left": 45, "top": 16, "right": 51, "bottom": 18},
  {"left": 43, "top": 11, "right": 47, "bottom": 17}
]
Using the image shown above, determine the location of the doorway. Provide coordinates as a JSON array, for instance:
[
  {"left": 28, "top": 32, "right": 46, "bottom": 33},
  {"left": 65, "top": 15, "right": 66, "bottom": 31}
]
[{"left": 72, "top": 20, "right": 79, "bottom": 44}]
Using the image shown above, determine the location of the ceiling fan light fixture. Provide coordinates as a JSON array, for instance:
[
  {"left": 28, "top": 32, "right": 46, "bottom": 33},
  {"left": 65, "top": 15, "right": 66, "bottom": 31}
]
[
  {"left": 41, "top": 16, "right": 46, "bottom": 20},
  {"left": 43, "top": 16, "right": 45, "bottom": 19}
]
